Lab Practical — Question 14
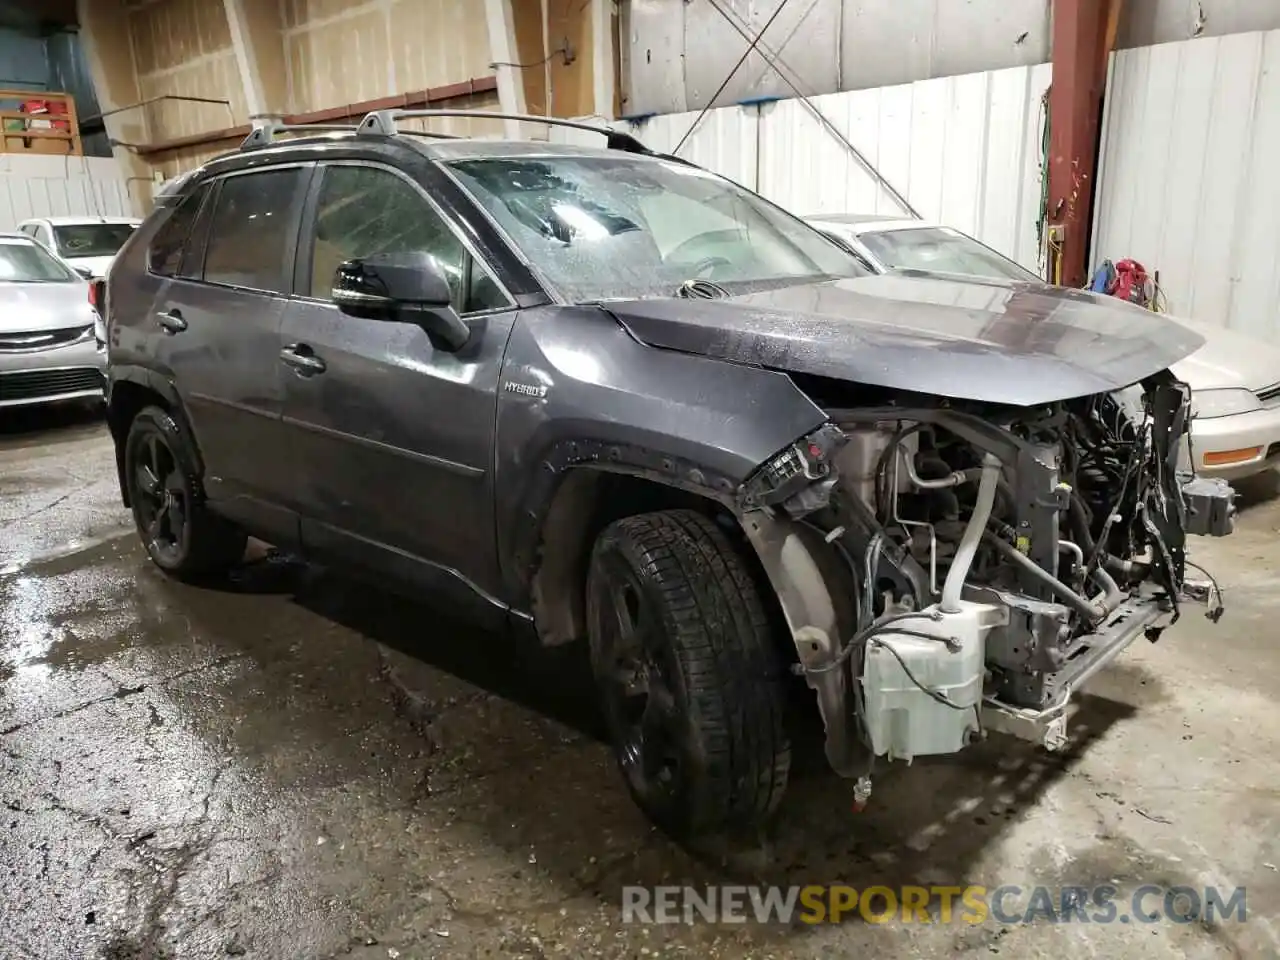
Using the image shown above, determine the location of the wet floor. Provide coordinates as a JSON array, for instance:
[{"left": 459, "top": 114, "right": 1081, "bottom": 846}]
[{"left": 2, "top": 405, "right": 1280, "bottom": 959}]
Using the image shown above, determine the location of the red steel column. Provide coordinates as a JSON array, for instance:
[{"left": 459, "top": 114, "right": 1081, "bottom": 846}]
[{"left": 1047, "top": 0, "right": 1117, "bottom": 288}]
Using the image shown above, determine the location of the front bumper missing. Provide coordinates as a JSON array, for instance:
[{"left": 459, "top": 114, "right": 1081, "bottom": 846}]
[{"left": 980, "top": 580, "right": 1210, "bottom": 750}]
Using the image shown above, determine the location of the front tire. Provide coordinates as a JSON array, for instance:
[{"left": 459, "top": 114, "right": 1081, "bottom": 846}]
[
  {"left": 124, "top": 405, "right": 246, "bottom": 579},
  {"left": 586, "top": 509, "right": 790, "bottom": 837}
]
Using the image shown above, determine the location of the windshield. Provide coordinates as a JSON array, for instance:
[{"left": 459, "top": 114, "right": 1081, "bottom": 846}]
[
  {"left": 859, "top": 227, "right": 1038, "bottom": 282},
  {"left": 0, "top": 239, "right": 78, "bottom": 282},
  {"left": 447, "top": 155, "right": 870, "bottom": 300},
  {"left": 52, "top": 222, "right": 136, "bottom": 258}
]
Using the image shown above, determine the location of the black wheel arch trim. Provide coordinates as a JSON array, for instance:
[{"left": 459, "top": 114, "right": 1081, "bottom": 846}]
[
  {"left": 107, "top": 365, "right": 204, "bottom": 508},
  {"left": 506, "top": 437, "right": 743, "bottom": 603}
]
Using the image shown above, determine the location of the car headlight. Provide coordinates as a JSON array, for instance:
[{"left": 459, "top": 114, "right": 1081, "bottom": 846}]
[
  {"left": 741, "top": 423, "right": 846, "bottom": 509},
  {"left": 1191, "top": 388, "right": 1261, "bottom": 420}
]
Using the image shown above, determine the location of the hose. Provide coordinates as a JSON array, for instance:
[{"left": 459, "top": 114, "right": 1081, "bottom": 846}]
[
  {"left": 983, "top": 532, "right": 1102, "bottom": 622},
  {"left": 1068, "top": 490, "right": 1097, "bottom": 555},
  {"left": 1088, "top": 564, "right": 1126, "bottom": 616},
  {"left": 940, "top": 452, "right": 1002, "bottom": 613},
  {"left": 905, "top": 459, "right": 981, "bottom": 490}
]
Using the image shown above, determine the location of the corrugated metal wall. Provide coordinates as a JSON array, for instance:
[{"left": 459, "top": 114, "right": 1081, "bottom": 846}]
[
  {"left": 0, "top": 154, "right": 133, "bottom": 223},
  {"left": 623, "top": 0, "right": 1051, "bottom": 116},
  {"left": 605, "top": 64, "right": 1051, "bottom": 272},
  {"left": 622, "top": 0, "right": 1280, "bottom": 118},
  {"left": 1093, "top": 30, "right": 1280, "bottom": 339}
]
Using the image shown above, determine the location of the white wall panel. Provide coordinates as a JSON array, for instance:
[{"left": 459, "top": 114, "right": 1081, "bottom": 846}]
[
  {"left": 756, "top": 65, "right": 1050, "bottom": 271},
  {"left": 1094, "top": 31, "right": 1280, "bottom": 338},
  {"left": 0, "top": 155, "right": 133, "bottom": 225},
  {"left": 618, "top": 106, "right": 760, "bottom": 190},
  {"left": 560, "top": 64, "right": 1051, "bottom": 275}
]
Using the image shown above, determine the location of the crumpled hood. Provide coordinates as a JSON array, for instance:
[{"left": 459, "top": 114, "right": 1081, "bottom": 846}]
[
  {"left": 1169, "top": 316, "right": 1280, "bottom": 392},
  {"left": 605, "top": 273, "right": 1205, "bottom": 407}
]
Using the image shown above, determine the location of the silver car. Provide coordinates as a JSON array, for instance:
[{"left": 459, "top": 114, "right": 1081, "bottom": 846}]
[
  {"left": 807, "top": 214, "right": 1280, "bottom": 481},
  {"left": 0, "top": 232, "right": 106, "bottom": 409}
]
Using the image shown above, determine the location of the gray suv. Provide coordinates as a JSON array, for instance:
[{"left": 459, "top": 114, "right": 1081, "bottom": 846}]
[{"left": 104, "top": 111, "right": 1231, "bottom": 838}]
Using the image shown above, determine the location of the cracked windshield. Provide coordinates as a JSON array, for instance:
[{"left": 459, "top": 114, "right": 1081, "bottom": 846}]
[{"left": 448, "top": 154, "right": 869, "bottom": 300}]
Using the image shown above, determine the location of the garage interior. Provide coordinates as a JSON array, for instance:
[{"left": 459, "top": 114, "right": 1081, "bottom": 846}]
[{"left": 3, "top": 0, "right": 1280, "bottom": 957}]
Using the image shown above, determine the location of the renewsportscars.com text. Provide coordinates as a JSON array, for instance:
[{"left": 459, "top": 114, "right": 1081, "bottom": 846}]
[{"left": 621, "top": 884, "right": 1247, "bottom": 926}]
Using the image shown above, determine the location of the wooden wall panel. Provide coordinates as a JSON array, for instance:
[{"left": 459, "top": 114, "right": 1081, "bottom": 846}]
[
  {"left": 388, "top": 0, "right": 492, "bottom": 95},
  {"left": 284, "top": 0, "right": 494, "bottom": 115},
  {"left": 284, "top": 6, "right": 388, "bottom": 112},
  {"left": 126, "top": 0, "right": 241, "bottom": 141},
  {"left": 509, "top": 0, "right": 593, "bottom": 118}
]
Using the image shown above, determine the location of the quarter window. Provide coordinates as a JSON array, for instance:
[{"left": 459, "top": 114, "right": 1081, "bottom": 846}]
[
  {"left": 202, "top": 169, "right": 300, "bottom": 294},
  {"left": 306, "top": 165, "right": 508, "bottom": 313},
  {"left": 149, "top": 184, "right": 209, "bottom": 277}
]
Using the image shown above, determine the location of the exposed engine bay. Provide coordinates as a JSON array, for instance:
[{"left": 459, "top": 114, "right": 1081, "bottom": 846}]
[{"left": 736, "top": 372, "right": 1234, "bottom": 785}]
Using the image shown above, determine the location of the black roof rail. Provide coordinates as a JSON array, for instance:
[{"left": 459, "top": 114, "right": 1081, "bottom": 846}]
[
  {"left": 355, "top": 109, "right": 656, "bottom": 156},
  {"left": 240, "top": 121, "right": 360, "bottom": 149}
]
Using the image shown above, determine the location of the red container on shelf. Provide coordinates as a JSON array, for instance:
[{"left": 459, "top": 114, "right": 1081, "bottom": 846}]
[{"left": 20, "top": 98, "right": 70, "bottom": 130}]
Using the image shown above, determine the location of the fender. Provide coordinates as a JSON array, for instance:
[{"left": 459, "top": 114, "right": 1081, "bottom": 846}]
[
  {"left": 106, "top": 363, "right": 205, "bottom": 507},
  {"left": 492, "top": 304, "right": 829, "bottom": 606}
]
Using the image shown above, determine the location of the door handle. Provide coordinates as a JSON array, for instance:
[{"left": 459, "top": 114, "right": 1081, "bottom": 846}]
[
  {"left": 155, "top": 309, "right": 187, "bottom": 334},
  {"left": 279, "top": 343, "right": 327, "bottom": 375}
]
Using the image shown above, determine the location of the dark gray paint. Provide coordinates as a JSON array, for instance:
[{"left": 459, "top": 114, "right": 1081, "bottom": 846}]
[
  {"left": 492, "top": 304, "right": 827, "bottom": 600},
  {"left": 604, "top": 273, "right": 1205, "bottom": 407},
  {"left": 280, "top": 297, "right": 514, "bottom": 602},
  {"left": 105, "top": 132, "right": 1204, "bottom": 632}
]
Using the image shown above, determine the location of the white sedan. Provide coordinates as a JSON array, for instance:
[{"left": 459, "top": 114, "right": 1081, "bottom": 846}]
[{"left": 807, "top": 214, "right": 1280, "bottom": 481}]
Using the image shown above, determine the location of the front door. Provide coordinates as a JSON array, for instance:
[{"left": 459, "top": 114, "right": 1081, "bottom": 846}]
[
  {"left": 150, "top": 165, "right": 310, "bottom": 545},
  {"left": 280, "top": 161, "right": 517, "bottom": 621}
]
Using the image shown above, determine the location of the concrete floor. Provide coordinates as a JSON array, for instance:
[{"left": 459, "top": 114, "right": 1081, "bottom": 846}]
[{"left": 2, "top": 405, "right": 1279, "bottom": 960}]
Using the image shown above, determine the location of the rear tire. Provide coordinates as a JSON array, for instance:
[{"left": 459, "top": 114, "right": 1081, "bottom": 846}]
[
  {"left": 124, "top": 405, "right": 246, "bottom": 580},
  {"left": 586, "top": 509, "right": 790, "bottom": 837}
]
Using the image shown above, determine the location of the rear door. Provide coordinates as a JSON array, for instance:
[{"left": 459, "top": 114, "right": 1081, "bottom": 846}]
[
  {"left": 279, "top": 159, "right": 517, "bottom": 615},
  {"left": 149, "top": 164, "right": 311, "bottom": 544}
]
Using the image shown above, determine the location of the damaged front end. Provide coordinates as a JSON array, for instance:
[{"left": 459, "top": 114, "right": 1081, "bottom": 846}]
[{"left": 735, "top": 372, "right": 1233, "bottom": 787}]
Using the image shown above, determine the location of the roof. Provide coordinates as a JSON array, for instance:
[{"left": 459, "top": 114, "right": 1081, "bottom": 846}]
[{"left": 19, "top": 216, "right": 141, "bottom": 226}]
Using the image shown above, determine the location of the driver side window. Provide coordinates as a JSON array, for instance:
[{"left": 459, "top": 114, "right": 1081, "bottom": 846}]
[{"left": 307, "top": 165, "right": 508, "bottom": 313}]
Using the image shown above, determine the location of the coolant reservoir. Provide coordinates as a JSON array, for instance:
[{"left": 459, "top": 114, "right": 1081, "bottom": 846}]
[{"left": 861, "top": 602, "right": 1004, "bottom": 762}]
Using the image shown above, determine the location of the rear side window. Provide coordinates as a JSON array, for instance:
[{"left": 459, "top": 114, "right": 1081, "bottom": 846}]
[
  {"left": 149, "top": 185, "right": 209, "bottom": 276},
  {"left": 202, "top": 169, "right": 300, "bottom": 294}
]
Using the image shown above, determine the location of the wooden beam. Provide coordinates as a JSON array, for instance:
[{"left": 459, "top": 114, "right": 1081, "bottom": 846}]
[
  {"left": 130, "top": 77, "right": 500, "bottom": 157},
  {"left": 591, "top": 0, "right": 616, "bottom": 119},
  {"left": 1048, "top": 0, "right": 1115, "bottom": 287},
  {"left": 484, "top": 0, "right": 527, "bottom": 138}
]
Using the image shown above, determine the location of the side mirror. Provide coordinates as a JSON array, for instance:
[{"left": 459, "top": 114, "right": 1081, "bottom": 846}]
[
  {"left": 73, "top": 266, "right": 94, "bottom": 280},
  {"left": 332, "top": 251, "right": 470, "bottom": 351}
]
